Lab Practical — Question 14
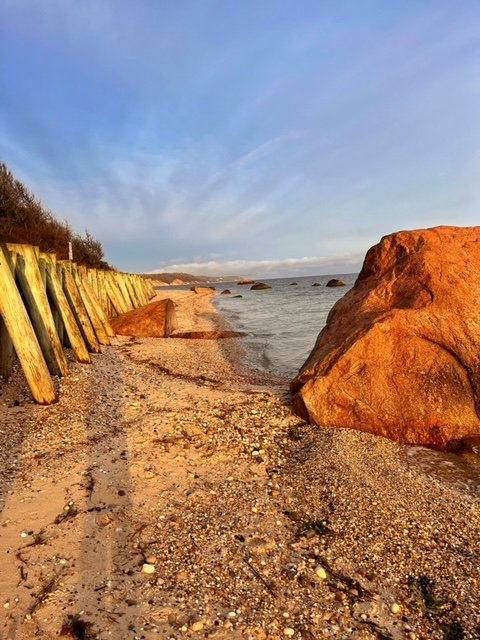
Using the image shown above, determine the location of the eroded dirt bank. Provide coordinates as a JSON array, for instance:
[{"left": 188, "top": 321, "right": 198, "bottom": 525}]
[{"left": 0, "top": 292, "right": 479, "bottom": 640}]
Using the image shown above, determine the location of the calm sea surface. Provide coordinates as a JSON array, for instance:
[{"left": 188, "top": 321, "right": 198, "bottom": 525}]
[{"left": 212, "top": 273, "right": 356, "bottom": 378}]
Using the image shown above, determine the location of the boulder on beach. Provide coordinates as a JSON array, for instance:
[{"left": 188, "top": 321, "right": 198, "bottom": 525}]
[
  {"left": 251, "top": 282, "right": 272, "bottom": 290},
  {"left": 110, "top": 299, "right": 177, "bottom": 338},
  {"left": 290, "top": 282, "right": 298, "bottom": 286},
  {"left": 190, "top": 286, "right": 215, "bottom": 295},
  {"left": 238, "top": 279, "right": 255, "bottom": 285},
  {"left": 291, "top": 226, "right": 480, "bottom": 449},
  {"left": 221, "top": 289, "right": 231, "bottom": 295},
  {"left": 326, "top": 278, "right": 345, "bottom": 287}
]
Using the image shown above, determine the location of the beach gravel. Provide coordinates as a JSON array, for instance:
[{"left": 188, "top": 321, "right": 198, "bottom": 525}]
[{"left": 0, "top": 290, "right": 479, "bottom": 639}]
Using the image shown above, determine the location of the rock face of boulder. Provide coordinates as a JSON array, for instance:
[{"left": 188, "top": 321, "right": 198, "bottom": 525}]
[
  {"left": 291, "top": 226, "right": 480, "bottom": 449},
  {"left": 190, "top": 286, "right": 215, "bottom": 295},
  {"left": 110, "top": 299, "right": 177, "bottom": 338}
]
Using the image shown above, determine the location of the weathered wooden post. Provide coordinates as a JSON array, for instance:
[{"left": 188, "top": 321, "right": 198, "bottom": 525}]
[
  {"left": 74, "top": 271, "right": 111, "bottom": 346},
  {"left": 0, "top": 246, "right": 57, "bottom": 404},
  {"left": 104, "top": 273, "right": 128, "bottom": 315},
  {"left": 39, "top": 252, "right": 63, "bottom": 344},
  {"left": 6, "top": 244, "right": 68, "bottom": 377},
  {"left": 0, "top": 251, "right": 17, "bottom": 379},
  {"left": 60, "top": 263, "right": 101, "bottom": 353},
  {"left": 78, "top": 272, "right": 115, "bottom": 338},
  {"left": 0, "top": 316, "right": 14, "bottom": 379},
  {"left": 43, "top": 255, "right": 91, "bottom": 364}
]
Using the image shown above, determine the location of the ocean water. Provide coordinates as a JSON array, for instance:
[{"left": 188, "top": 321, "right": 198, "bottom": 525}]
[{"left": 211, "top": 273, "right": 357, "bottom": 379}]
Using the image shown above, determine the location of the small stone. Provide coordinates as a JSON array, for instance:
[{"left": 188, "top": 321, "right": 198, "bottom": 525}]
[
  {"left": 142, "top": 563, "right": 156, "bottom": 574},
  {"left": 146, "top": 555, "right": 157, "bottom": 564},
  {"left": 390, "top": 603, "right": 401, "bottom": 614},
  {"left": 191, "top": 621, "right": 205, "bottom": 632},
  {"left": 315, "top": 566, "right": 327, "bottom": 580},
  {"left": 284, "top": 628, "right": 295, "bottom": 637}
]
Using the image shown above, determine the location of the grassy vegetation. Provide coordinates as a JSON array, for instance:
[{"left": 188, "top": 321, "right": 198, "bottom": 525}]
[{"left": 0, "top": 162, "right": 110, "bottom": 269}]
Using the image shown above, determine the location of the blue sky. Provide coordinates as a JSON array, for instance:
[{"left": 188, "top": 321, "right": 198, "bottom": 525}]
[{"left": 1, "top": 1, "right": 479, "bottom": 276}]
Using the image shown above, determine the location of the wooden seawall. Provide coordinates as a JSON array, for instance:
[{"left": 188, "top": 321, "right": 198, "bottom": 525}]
[{"left": 0, "top": 244, "right": 155, "bottom": 405}]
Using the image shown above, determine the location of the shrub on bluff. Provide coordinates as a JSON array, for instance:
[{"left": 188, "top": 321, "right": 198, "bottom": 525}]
[{"left": 290, "top": 226, "right": 480, "bottom": 449}]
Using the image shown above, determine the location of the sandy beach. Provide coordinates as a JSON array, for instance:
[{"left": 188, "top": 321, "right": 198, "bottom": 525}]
[{"left": 0, "top": 291, "right": 479, "bottom": 640}]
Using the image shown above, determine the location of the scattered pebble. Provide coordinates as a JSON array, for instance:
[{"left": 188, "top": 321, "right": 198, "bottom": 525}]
[
  {"left": 142, "top": 564, "right": 156, "bottom": 575},
  {"left": 315, "top": 566, "right": 328, "bottom": 580}
]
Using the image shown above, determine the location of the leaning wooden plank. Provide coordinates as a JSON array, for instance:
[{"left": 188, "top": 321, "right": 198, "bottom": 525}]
[
  {"left": 6, "top": 244, "right": 68, "bottom": 377},
  {"left": 0, "top": 251, "right": 17, "bottom": 379},
  {"left": 96, "top": 272, "right": 116, "bottom": 317},
  {"left": 74, "top": 272, "right": 111, "bottom": 346},
  {"left": 124, "top": 275, "right": 141, "bottom": 309},
  {"left": 114, "top": 274, "right": 134, "bottom": 311},
  {"left": 137, "top": 275, "right": 151, "bottom": 305},
  {"left": 61, "top": 264, "right": 101, "bottom": 353},
  {"left": 87, "top": 268, "right": 102, "bottom": 309},
  {"left": 39, "top": 252, "right": 64, "bottom": 345},
  {"left": 79, "top": 273, "right": 115, "bottom": 338},
  {"left": 0, "top": 316, "right": 15, "bottom": 379},
  {"left": 105, "top": 273, "right": 129, "bottom": 315},
  {"left": 0, "top": 246, "right": 57, "bottom": 404},
  {"left": 44, "top": 257, "right": 91, "bottom": 364}
]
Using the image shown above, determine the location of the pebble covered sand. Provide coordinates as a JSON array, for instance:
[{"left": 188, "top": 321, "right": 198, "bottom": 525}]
[{"left": 0, "top": 291, "right": 479, "bottom": 640}]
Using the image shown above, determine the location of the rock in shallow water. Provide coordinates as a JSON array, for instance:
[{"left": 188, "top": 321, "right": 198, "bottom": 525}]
[{"left": 291, "top": 226, "right": 480, "bottom": 449}]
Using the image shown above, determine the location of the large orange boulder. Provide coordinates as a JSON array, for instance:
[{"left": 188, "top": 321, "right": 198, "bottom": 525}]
[
  {"left": 291, "top": 226, "right": 480, "bottom": 449},
  {"left": 110, "top": 299, "right": 177, "bottom": 337}
]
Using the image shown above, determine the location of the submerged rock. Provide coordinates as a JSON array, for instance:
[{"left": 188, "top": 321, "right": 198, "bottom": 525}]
[
  {"left": 291, "top": 226, "right": 480, "bottom": 449},
  {"left": 251, "top": 282, "right": 272, "bottom": 290},
  {"left": 325, "top": 278, "right": 345, "bottom": 287},
  {"left": 221, "top": 289, "right": 231, "bottom": 295},
  {"left": 312, "top": 282, "right": 321, "bottom": 287}
]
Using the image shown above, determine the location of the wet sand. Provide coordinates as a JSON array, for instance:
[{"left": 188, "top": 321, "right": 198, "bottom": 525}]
[{"left": 0, "top": 291, "right": 479, "bottom": 640}]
